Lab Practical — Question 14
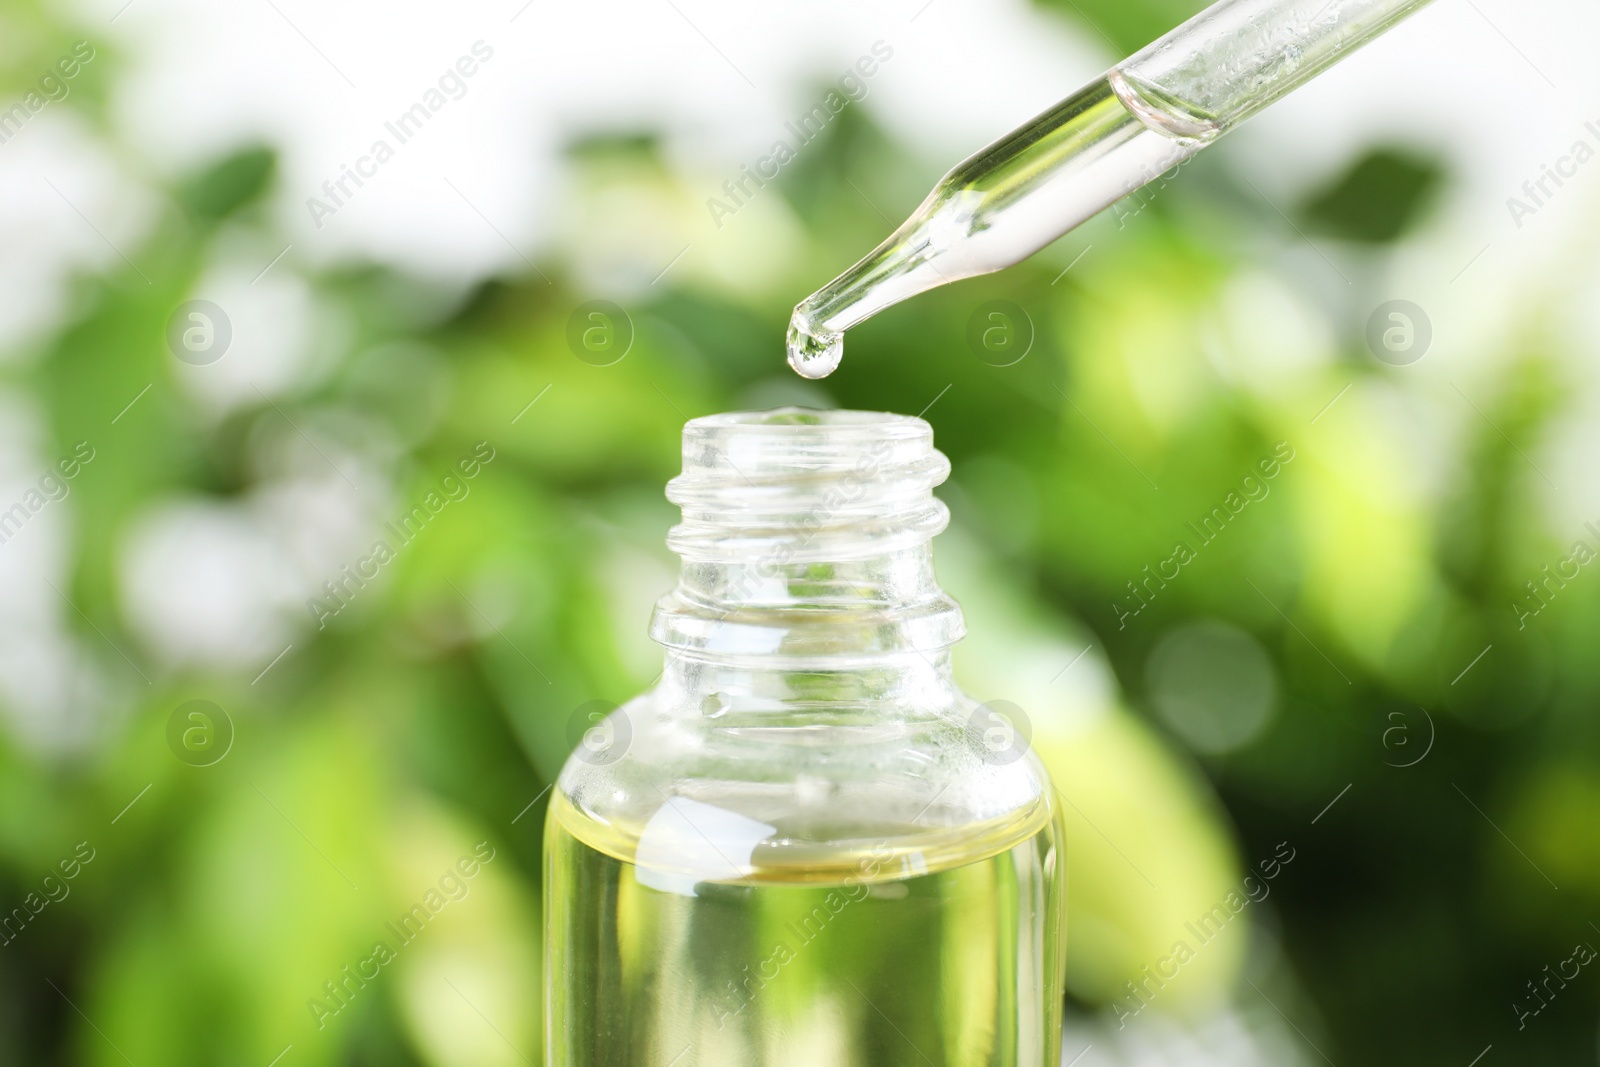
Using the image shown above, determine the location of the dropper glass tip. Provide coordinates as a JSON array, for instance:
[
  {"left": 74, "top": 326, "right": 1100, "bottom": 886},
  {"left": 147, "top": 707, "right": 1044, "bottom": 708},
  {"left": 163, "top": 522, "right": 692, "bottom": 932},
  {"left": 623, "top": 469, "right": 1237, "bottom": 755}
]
[{"left": 785, "top": 311, "right": 843, "bottom": 380}]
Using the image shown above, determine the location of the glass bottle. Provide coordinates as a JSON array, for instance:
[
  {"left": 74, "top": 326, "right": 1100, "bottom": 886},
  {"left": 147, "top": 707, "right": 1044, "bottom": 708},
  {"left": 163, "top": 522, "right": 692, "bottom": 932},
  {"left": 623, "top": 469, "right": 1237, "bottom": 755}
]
[{"left": 544, "top": 408, "right": 1066, "bottom": 1066}]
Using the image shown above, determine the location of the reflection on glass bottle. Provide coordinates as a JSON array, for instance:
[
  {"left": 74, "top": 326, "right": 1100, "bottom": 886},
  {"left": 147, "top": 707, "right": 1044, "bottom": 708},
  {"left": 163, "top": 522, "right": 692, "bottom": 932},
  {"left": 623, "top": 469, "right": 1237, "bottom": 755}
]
[{"left": 545, "top": 409, "right": 1066, "bottom": 1066}]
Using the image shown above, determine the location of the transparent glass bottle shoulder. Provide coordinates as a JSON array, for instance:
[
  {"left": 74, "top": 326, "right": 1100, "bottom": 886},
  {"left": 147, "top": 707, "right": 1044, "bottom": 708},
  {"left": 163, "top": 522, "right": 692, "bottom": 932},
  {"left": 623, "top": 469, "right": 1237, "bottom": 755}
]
[{"left": 552, "top": 673, "right": 1055, "bottom": 887}]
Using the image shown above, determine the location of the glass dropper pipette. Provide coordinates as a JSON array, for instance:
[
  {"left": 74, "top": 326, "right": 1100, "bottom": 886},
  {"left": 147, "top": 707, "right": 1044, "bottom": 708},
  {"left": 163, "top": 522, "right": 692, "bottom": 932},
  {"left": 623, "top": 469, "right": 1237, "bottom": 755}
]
[{"left": 786, "top": 0, "right": 1437, "bottom": 378}]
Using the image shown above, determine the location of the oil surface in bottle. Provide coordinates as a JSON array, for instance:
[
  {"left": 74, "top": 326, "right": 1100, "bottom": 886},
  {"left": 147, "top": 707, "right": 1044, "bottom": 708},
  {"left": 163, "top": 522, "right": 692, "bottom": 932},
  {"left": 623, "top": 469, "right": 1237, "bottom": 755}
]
[{"left": 545, "top": 791, "right": 1065, "bottom": 1067}]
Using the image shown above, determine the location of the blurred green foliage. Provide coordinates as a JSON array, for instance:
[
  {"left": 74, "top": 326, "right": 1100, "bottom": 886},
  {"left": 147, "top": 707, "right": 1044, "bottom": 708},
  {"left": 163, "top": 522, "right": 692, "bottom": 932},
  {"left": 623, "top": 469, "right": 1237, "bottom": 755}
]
[
  {"left": 177, "top": 145, "right": 277, "bottom": 223},
  {"left": 1299, "top": 147, "right": 1446, "bottom": 243},
  {"left": 4, "top": 3, "right": 1599, "bottom": 1066}
]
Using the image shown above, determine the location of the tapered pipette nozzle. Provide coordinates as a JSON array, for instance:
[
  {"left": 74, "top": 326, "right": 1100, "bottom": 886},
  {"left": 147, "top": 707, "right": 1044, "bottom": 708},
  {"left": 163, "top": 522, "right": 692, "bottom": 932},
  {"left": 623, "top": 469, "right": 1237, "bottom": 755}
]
[{"left": 784, "top": 0, "right": 1438, "bottom": 378}]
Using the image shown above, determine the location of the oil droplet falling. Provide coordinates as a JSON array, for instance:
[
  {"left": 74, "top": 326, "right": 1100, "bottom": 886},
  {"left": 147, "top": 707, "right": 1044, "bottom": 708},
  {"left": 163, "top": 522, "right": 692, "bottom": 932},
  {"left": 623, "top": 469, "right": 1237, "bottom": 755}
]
[{"left": 785, "top": 311, "right": 843, "bottom": 379}]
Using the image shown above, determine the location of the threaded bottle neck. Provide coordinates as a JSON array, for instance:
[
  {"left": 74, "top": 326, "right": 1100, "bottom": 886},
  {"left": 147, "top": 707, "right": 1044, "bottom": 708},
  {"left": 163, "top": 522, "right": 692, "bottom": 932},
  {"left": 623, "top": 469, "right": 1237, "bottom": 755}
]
[{"left": 649, "top": 409, "right": 965, "bottom": 662}]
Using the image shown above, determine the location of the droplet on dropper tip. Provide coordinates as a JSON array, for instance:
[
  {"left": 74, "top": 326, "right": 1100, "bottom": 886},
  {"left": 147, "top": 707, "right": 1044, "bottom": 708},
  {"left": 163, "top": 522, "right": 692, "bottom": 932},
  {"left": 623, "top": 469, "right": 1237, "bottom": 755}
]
[{"left": 786, "top": 311, "right": 843, "bottom": 380}]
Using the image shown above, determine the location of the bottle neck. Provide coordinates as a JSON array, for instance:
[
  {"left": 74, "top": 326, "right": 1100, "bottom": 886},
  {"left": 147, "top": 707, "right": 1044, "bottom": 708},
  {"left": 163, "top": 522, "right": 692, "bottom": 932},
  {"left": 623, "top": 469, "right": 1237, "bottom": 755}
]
[
  {"left": 655, "top": 644, "right": 958, "bottom": 718},
  {"left": 648, "top": 410, "right": 964, "bottom": 700}
]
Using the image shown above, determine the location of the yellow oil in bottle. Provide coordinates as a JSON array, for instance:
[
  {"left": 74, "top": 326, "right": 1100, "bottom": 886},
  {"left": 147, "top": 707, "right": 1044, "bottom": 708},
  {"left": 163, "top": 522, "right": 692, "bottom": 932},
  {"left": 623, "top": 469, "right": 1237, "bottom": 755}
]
[{"left": 544, "top": 790, "right": 1065, "bottom": 1067}]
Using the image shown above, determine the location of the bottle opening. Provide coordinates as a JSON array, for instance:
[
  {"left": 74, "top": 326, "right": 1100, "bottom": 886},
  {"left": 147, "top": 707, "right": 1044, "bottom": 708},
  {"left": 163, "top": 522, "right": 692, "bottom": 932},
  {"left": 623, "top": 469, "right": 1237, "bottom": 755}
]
[
  {"left": 667, "top": 407, "right": 951, "bottom": 561},
  {"left": 652, "top": 407, "right": 964, "bottom": 657}
]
